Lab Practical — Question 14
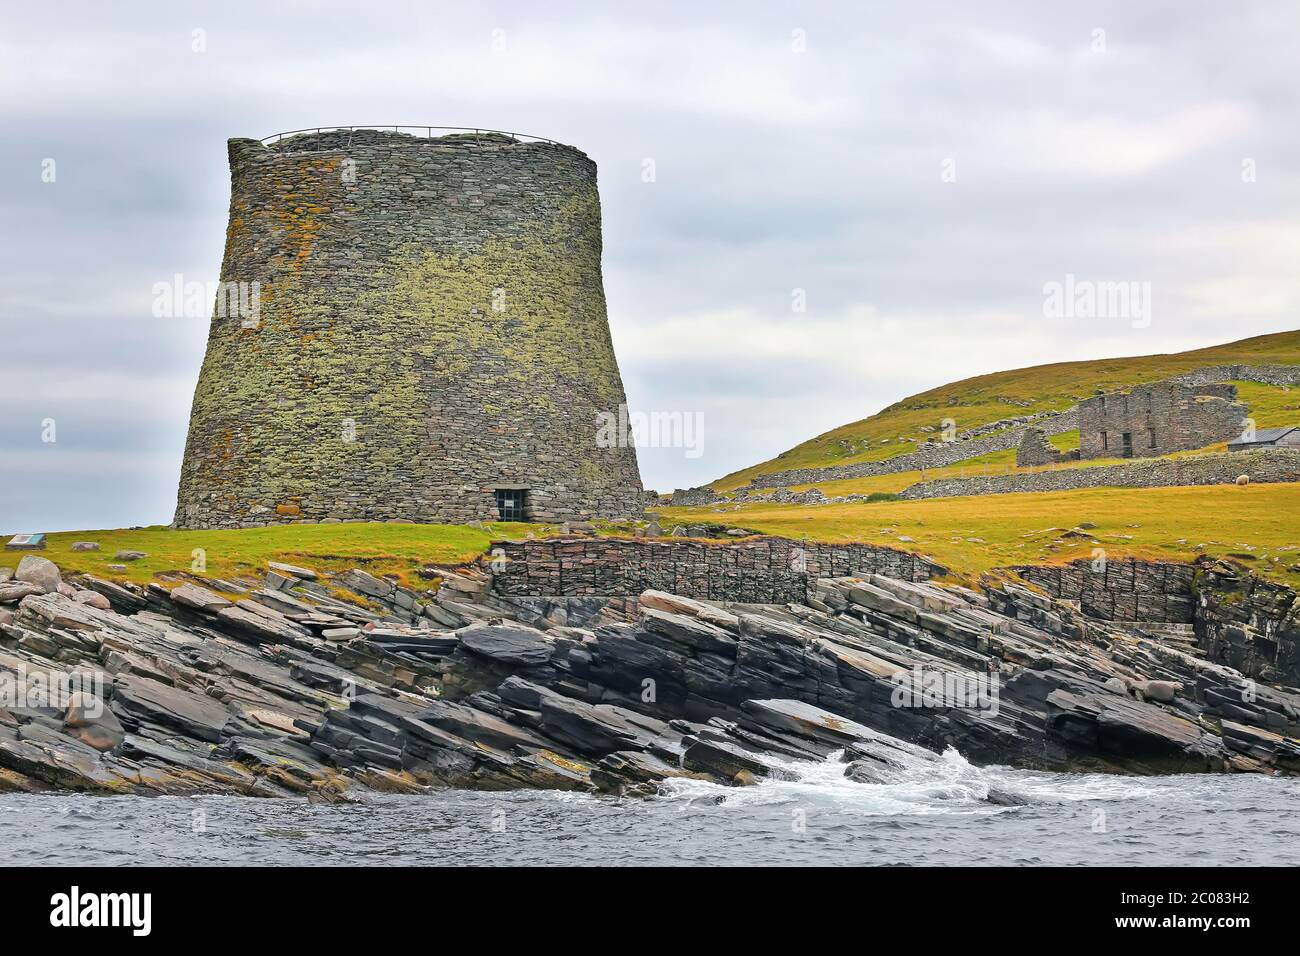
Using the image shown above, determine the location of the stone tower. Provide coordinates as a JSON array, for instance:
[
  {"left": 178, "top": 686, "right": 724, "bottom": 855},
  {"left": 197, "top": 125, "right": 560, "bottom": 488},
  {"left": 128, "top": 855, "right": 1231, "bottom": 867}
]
[{"left": 174, "top": 128, "right": 644, "bottom": 528}]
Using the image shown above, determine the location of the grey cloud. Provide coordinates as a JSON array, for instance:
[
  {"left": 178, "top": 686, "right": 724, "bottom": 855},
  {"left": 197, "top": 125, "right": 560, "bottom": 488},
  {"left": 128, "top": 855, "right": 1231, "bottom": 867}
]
[{"left": 3, "top": 0, "right": 1299, "bottom": 528}]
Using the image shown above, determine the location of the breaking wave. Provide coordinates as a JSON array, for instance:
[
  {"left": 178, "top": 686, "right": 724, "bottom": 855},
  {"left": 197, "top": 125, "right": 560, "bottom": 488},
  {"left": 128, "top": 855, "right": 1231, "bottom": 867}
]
[{"left": 657, "top": 746, "right": 1172, "bottom": 816}]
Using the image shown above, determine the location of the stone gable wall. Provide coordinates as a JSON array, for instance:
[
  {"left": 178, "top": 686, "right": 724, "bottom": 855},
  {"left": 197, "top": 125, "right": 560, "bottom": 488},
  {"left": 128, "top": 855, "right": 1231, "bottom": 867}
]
[
  {"left": 1015, "top": 426, "right": 1080, "bottom": 467},
  {"left": 175, "top": 130, "right": 643, "bottom": 529}
]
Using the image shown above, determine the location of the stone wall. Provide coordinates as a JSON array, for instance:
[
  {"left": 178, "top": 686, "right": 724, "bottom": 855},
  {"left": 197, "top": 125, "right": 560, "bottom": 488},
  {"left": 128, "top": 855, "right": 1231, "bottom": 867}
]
[
  {"left": 1014, "top": 558, "right": 1197, "bottom": 623},
  {"left": 1169, "top": 363, "right": 1300, "bottom": 388},
  {"left": 175, "top": 129, "right": 644, "bottom": 529},
  {"left": 1015, "top": 426, "right": 1080, "bottom": 467},
  {"left": 1019, "top": 555, "right": 1300, "bottom": 685},
  {"left": 736, "top": 408, "right": 1079, "bottom": 493},
  {"left": 1077, "top": 382, "right": 1246, "bottom": 460},
  {"left": 899, "top": 448, "right": 1300, "bottom": 499},
  {"left": 488, "top": 536, "right": 944, "bottom": 603}
]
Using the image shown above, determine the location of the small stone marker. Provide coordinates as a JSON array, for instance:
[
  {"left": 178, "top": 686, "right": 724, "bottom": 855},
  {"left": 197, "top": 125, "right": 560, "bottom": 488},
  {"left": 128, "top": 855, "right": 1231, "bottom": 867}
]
[{"left": 5, "top": 533, "right": 46, "bottom": 551}]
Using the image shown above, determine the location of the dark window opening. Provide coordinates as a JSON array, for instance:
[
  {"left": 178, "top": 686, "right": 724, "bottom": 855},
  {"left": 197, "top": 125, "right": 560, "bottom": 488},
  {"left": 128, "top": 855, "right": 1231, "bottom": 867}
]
[
  {"left": 1101, "top": 432, "right": 1108, "bottom": 451},
  {"left": 1121, "top": 432, "right": 1133, "bottom": 458},
  {"left": 494, "top": 489, "right": 527, "bottom": 522},
  {"left": 1148, "top": 428, "right": 1157, "bottom": 449}
]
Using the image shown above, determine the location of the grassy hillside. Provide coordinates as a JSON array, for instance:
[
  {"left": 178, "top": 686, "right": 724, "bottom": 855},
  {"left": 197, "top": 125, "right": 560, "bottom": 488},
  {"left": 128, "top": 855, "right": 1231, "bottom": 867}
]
[
  {"left": 714, "top": 329, "right": 1300, "bottom": 490},
  {"left": 660, "top": 483, "right": 1300, "bottom": 589}
]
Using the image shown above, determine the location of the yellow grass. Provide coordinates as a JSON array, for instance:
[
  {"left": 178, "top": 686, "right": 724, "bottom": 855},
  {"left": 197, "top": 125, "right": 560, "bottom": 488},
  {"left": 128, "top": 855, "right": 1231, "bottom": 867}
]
[
  {"left": 659, "top": 483, "right": 1300, "bottom": 588},
  {"left": 0, "top": 522, "right": 552, "bottom": 588},
  {"left": 714, "top": 329, "right": 1300, "bottom": 490}
]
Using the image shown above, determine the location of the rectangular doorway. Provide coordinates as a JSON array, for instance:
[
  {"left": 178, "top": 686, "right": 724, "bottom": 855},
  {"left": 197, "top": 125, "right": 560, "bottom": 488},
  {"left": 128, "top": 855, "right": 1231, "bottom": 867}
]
[{"left": 494, "top": 488, "right": 527, "bottom": 522}]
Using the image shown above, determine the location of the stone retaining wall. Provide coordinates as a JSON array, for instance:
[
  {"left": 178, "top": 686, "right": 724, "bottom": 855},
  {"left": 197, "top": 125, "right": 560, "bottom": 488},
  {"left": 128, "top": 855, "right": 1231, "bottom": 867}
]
[
  {"left": 1020, "top": 555, "right": 1300, "bottom": 684},
  {"left": 899, "top": 448, "right": 1300, "bottom": 500},
  {"left": 488, "top": 536, "right": 944, "bottom": 603},
  {"left": 1014, "top": 558, "right": 1197, "bottom": 623}
]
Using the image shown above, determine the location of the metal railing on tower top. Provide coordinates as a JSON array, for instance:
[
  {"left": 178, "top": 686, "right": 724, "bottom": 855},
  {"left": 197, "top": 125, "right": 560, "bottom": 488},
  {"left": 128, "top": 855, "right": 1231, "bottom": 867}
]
[{"left": 259, "top": 125, "right": 563, "bottom": 146}]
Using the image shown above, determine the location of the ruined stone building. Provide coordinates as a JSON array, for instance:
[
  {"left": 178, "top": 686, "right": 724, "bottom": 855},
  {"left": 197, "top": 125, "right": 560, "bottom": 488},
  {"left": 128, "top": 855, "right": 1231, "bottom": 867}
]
[
  {"left": 175, "top": 128, "right": 644, "bottom": 529},
  {"left": 1076, "top": 382, "right": 1247, "bottom": 460},
  {"left": 1015, "top": 427, "right": 1080, "bottom": 467}
]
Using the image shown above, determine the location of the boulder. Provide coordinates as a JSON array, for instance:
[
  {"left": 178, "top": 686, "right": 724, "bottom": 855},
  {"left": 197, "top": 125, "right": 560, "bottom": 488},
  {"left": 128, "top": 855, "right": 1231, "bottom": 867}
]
[
  {"left": 72, "top": 591, "right": 111, "bottom": 610},
  {"left": 458, "top": 624, "right": 553, "bottom": 666},
  {"left": 62, "top": 693, "right": 125, "bottom": 752},
  {"left": 69, "top": 542, "right": 100, "bottom": 552},
  {"left": 114, "top": 550, "right": 147, "bottom": 561},
  {"left": 1132, "top": 680, "right": 1180, "bottom": 703},
  {"left": 14, "top": 556, "right": 60, "bottom": 593},
  {"left": 681, "top": 737, "right": 769, "bottom": 781}
]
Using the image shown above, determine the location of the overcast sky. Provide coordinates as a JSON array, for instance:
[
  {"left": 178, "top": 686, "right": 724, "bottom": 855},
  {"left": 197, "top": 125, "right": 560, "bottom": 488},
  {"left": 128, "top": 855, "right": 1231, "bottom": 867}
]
[{"left": 3, "top": 1, "right": 1299, "bottom": 531}]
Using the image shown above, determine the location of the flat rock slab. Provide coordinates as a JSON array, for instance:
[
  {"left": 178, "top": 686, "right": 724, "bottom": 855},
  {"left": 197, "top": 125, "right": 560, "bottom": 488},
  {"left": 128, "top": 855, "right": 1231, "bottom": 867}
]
[
  {"left": 268, "top": 561, "right": 318, "bottom": 581},
  {"left": 170, "top": 583, "right": 234, "bottom": 614},
  {"left": 458, "top": 624, "right": 553, "bottom": 666},
  {"left": 215, "top": 605, "right": 309, "bottom": 645},
  {"left": 112, "top": 674, "right": 232, "bottom": 743}
]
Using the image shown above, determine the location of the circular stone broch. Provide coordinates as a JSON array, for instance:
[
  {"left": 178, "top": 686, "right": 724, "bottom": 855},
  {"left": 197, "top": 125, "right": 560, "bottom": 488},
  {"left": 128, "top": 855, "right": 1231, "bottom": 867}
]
[{"left": 174, "top": 127, "right": 644, "bottom": 528}]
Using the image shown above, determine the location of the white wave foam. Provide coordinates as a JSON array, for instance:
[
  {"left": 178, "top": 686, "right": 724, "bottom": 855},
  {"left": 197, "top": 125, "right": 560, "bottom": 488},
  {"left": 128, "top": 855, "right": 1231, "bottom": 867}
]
[{"left": 656, "top": 745, "right": 1177, "bottom": 816}]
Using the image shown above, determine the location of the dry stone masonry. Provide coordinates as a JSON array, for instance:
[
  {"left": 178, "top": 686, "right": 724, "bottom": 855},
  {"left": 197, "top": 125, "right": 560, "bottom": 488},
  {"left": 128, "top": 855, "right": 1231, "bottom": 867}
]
[
  {"left": 488, "top": 535, "right": 944, "bottom": 603},
  {"left": 899, "top": 448, "right": 1300, "bottom": 499},
  {"left": 1077, "top": 382, "right": 1247, "bottom": 460},
  {"left": 175, "top": 129, "right": 643, "bottom": 528},
  {"left": 1015, "top": 558, "right": 1197, "bottom": 624},
  {"left": 734, "top": 408, "right": 1080, "bottom": 493}
]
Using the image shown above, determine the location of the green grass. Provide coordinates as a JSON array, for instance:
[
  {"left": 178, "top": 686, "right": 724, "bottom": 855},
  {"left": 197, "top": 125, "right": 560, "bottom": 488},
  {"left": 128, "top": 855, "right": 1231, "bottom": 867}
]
[
  {"left": 713, "top": 328, "right": 1300, "bottom": 490},
  {"left": 659, "top": 483, "right": 1300, "bottom": 589},
  {"left": 1049, "top": 429, "right": 1080, "bottom": 452},
  {"left": 1231, "top": 380, "right": 1300, "bottom": 430},
  {"left": 0, "top": 522, "right": 551, "bottom": 587}
]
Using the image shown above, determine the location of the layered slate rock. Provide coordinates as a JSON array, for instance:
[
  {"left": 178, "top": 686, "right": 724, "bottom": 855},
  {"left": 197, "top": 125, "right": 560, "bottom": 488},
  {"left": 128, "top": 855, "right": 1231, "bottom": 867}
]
[
  {"left": 457, "top": 624, "right": 554, "bottom": 666},
  {"left": 2, "top": 553, "right": 1299, "bottom": 799}
]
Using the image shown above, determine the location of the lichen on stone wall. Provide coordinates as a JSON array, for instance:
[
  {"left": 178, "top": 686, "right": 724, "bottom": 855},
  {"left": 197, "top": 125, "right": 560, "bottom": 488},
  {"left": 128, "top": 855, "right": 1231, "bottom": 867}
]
[{"left": 174, "top": 131, "right": 643, "bottom": 528}]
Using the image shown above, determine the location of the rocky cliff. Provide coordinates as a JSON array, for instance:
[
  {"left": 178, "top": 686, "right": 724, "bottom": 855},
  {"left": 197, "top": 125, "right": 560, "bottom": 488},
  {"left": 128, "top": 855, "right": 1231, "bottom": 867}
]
[{"left": 3, "top": 549, "right": 1298, "bottom": 799}]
